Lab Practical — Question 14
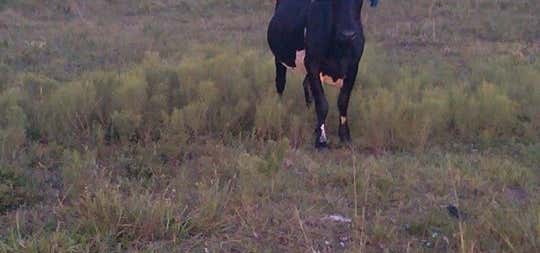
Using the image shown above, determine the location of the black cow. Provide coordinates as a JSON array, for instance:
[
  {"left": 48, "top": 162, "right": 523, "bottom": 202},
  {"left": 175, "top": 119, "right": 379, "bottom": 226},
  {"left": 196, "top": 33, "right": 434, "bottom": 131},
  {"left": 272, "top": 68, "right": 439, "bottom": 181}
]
[{"left": 268, "top": 0, "right": 378, "bottom": 148}]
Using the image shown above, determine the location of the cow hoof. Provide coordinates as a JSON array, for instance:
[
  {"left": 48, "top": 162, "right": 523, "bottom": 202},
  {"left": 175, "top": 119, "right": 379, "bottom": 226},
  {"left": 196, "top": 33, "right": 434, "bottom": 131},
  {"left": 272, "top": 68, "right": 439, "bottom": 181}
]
[
  {"left": 339, "top": 122, "right": 351, "bottom": 143},
  {"left": 315, "top": 141, "right": 329, "bottom": 150},
  {"left": 339, "top": 132, "right": 351, "bottom": 143},
  {"left": 339, "top": 136, "right": 351, "bottom": 143},
  {"left": 315, "top": 124, "right": 329, "bottom": 149}
]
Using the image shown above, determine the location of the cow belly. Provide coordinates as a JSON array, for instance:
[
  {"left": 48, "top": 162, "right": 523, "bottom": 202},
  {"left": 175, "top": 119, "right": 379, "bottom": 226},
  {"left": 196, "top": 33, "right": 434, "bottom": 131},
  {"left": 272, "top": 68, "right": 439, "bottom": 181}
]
[
  {"left": 281, "top": 50, "right": 306, "bottom": 74},
  {"left": 319, "top": 74, "right": 344, "bottom": 88},
  {"left": 281, "top": 52, "right": 343, "bottom": 89}
]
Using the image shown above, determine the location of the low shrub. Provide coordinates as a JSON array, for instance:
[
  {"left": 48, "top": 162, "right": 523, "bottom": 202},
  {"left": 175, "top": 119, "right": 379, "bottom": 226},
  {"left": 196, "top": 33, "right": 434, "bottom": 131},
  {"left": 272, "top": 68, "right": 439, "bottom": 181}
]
[
  {"left": 0, "top": 45, "right": 537, "bottom": 152},
  {"left": 72, "top": 181, "right": 188, "bottom": 251},
  {"left": 0, "top": 165, "right": 39, "bottom": 213}
]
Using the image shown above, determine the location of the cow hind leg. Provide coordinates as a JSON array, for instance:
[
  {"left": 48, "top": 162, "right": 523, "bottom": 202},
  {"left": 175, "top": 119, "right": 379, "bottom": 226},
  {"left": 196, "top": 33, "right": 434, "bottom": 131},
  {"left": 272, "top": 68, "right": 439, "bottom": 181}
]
[{"left": 275, "top": 58, "right": 287, "bottom": 95}]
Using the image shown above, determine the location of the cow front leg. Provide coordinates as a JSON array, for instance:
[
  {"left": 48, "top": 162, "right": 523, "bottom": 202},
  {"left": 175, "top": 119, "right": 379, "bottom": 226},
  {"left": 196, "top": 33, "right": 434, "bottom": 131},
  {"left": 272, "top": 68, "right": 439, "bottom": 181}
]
[
  {"left": 275, "top": 58, "right": 287, "bottom": 96},
  {"left": 338, "top": 62, "right": 360, "bottom": 143},
  {"left": 307, "top": 65, "right": 329, "bottom": 148}
]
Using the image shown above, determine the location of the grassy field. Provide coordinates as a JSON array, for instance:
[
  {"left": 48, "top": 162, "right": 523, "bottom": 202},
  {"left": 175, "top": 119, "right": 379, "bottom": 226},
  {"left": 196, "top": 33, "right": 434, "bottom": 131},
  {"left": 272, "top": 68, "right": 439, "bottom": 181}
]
[{"left": 0, "top": 0, "right": 539, "bottom": 252}]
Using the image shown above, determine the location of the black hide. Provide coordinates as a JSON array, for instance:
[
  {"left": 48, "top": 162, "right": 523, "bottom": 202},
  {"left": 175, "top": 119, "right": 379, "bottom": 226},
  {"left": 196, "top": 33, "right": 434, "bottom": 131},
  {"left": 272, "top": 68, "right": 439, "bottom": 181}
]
[{"left": 268, "top": 0, "right": 375, "bottom": 148}]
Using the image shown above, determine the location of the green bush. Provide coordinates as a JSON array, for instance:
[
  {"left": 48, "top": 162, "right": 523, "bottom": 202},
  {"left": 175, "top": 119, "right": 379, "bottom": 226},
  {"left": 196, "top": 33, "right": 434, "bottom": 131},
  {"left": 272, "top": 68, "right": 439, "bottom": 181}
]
[
  {"left": 43, "top": 81, "right": 96, "bottom": 144},
  {"left": 356, "top": 89, "right": 396, "bottom": 150},
  {"left": 0, "top": 63, "right": 12, "bottom": 92},
  {"left": 0, "top": 44, "right": 537, "bottom": 151},
  {"left": 254, "top": 94, "right": 287, "bottom": 140},
  {"left": 449, "top": 82, "right": 517, "bottom": 142},
  {"left": 236, "top": 152, "right": 267, "bottom": 200},
  {"left": 178, "top": 101, "right": 209, "bottom": 137},
  {"left": 61, "top": 149, "right": 97, "bottom": 198},
  {"left": 0, "top": 165, "right": 38, "bottom": 213},
  {"left": 0, "top": 88, "right": 26, "bottom": 158},
  {"left": 17, "top": 74, "right": 59, "bottom": 141},
  {"left": 91, "top": 72, "right": 122, "bottom": 125},
  {"left": 166, "top": 108, "right": 189, "bottom": 145},
  {"left": 0, "top": 88, "right": 25, "bottom": 128},
  {"left": 110, "top": 110, "right": 142, "bottom": 143},
  {"left": 0, "top": 127, "right": 26, "bottom": 160}
]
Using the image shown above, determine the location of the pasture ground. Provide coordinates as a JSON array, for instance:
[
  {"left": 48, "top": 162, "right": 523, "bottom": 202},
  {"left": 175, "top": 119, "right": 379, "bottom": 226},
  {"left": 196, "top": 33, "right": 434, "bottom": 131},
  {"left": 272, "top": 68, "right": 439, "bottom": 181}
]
[{"left": 0, "top": 1, "right": 539, "bottom": 252}]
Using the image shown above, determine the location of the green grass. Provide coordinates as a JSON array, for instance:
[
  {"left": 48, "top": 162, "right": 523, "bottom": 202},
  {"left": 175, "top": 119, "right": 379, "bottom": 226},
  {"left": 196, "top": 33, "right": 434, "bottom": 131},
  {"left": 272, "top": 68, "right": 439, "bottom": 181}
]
[
  {"left": 0, "top": 0, "right": 539, "bottom": 252},
  {"left": 0, "top": 141, "right": 538, "bottom": 252}
]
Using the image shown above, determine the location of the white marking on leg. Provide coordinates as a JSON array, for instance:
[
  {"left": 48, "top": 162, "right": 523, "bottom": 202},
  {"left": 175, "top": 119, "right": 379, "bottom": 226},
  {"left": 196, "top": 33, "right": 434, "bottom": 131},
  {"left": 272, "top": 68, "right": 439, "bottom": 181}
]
[
  {"left": 340, "top": 116, "right": 347, "bottom": 124},
  {"left": 320, "top": 124, "right": 328, "bottom": 143},
  {"left": 280, "top": 62, "right": 293, "bottom": 69}
]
